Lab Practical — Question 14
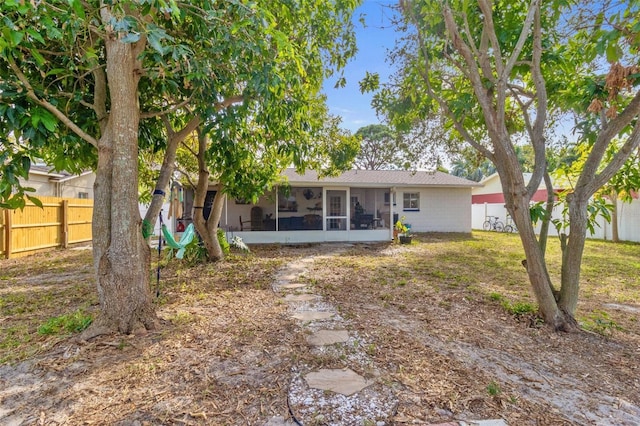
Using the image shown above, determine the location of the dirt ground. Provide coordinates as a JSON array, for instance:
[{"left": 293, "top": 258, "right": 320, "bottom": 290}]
[{"left": 0, "top": 236, "right": 639, "bottom": 425}]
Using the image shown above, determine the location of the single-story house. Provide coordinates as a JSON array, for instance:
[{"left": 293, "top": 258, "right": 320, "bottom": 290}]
[
  {"left": 472, "top": 172, "right": 640, "bottom": 242},
  {"left": 174, "top": 169, "right": 480, "bottom": 244},
  {"left": 21, "top": 164, "right": 95, "bottom": 199}
]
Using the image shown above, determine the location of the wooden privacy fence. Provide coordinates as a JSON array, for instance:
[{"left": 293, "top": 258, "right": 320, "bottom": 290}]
[{"left": 0, "top": 196, "right": 93, "bottom": 259}]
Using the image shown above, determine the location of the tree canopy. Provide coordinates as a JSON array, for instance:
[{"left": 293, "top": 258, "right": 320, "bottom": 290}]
[{"left": 0, "top": 0, "right": 361, "bottom": 334}]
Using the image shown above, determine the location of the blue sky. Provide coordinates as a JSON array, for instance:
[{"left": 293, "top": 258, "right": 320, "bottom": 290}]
[{"left": 323, "top": 1, "right": 400, "bottom": 133}]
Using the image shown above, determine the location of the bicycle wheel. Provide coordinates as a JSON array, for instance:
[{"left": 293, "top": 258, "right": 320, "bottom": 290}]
[
  {"left": 483, "top": 220, "right": 492, "bottom": 231},
  {"left": 494, "top": 221, "right": 504, "bottom": 232},
  {"left": 503, "top": 225, "right": 513, "bottom": 233}
]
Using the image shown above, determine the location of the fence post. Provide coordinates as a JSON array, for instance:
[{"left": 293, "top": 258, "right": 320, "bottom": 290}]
[
  {"left": 62, "top": 199, "right": 69, "bottom": 249},
  {"left": 4, "top": 209, "right": 11, "bottom": 259}
]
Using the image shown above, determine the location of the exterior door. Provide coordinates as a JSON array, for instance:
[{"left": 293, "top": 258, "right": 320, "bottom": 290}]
[{"left": 325, "top": 190, "right": 348, "bottom": 235}]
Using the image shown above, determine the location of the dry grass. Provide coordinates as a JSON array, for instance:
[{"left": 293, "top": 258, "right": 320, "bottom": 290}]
[
  {"left": 0, "top": 233, "right": 639, "bottom": 424},
  {"left": 308, "top": 232, "right": 640, "bottom": 424}
]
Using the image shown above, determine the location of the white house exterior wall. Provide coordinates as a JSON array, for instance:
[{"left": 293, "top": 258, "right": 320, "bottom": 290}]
[
  {"left": 59, "top": 173, "right": 95, "bottom": 198},
  {"left": 398, "top": 187, "right": 471, "bottom": 233},
  {"left": 20, "top": 172, "right": 95, "bottom": 198},
  {"left": 19, "top": 174, "right": 53, "bottom": 196},
  {"left": 472, "top": 175, "right": 504, "bottom": 195}
]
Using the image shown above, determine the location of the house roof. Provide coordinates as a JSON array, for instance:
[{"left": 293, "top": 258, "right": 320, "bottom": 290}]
[
  {"left": 282, "top": 169, "right": 481, "bottom": 188},
  {"left": 29, "top": 164, "right": 93, "bottom": 182}
]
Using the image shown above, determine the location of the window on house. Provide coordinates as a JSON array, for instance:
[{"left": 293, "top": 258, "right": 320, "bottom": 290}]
[
  {"left": 78, "top": 192, "right": 89, "bottom": 199},
  {"left": 403, "top": 192, "right": 419, "bottom": 211}
]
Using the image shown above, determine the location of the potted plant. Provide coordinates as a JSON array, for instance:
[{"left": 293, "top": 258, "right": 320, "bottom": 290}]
[{"left": 394, "top": 216, "right": 412, "bottom": 244}]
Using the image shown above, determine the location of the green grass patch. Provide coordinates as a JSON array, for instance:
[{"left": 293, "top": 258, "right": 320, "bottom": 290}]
[
  {"left": 579, "top": 310, "right": 623, "bottom": 336},
  {"left": 501, "top": 300, "right": 537, "bottom": 316},
  {"left": 37, "top": 309, "right": 93, "bottom": 335}
]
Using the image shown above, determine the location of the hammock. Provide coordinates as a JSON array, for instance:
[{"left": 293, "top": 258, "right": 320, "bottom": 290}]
[{"left": 162, "top": 223, "right": 196, "bottom": 259}]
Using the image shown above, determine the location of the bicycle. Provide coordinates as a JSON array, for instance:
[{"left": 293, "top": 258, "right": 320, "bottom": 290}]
[
  {"left": 483, "top": 215, "right": 504, "bottom": 232},
  {"left": 503, "top": 214, "right": 518, "bottom": 233}
]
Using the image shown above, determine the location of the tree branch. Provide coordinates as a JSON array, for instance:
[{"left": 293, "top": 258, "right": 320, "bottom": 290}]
[
  {"left": 442, "top": 4, "right": 500, "bottom": 140},
  {"left": 477, "top": 0, "right": 505, "bottom": 76},
  {"left": 414, "top": 9, "right": 493, "bottom": 160},
  {"left": 141, "top": 95, "right": 244, "bottom": 120},
  {"left": 214, "top": 95, "right": 244, "bottom": 111},
  {"left": 141, "top": 96, "right": 194, "bottom": 119},
  {"left": 7, "top": 58, "right": 98, "bottom": 147},
  {"left": 592, "top": 118, "right": 640, "bottom": 193},
  {"left": 502, "top": 0, "right": 539, "bottom": 79},
  {"left": 526, "top": 2, "right": 548, "bottom": 200},
  {"left": 577, "top": 90, "right": 640, "bottom": 198}
]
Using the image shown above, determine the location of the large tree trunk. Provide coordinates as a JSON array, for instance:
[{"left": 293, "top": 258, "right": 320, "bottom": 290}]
[
  {"left": 499, "top": 167, "right": 571, "bottom": 330},
  {"left": 192, "top": 131, "right": 224, "bottom": 261},
  {"left": 85, "top": 30, "right": 156, "bottom": 337}
]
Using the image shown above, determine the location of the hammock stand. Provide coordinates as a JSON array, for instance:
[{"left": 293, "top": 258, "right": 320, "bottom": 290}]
[{"left": 147, "top": 205, "right": 196, "bottom": 297}]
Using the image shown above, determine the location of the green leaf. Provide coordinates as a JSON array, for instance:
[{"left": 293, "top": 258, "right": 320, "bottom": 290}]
[
  {"left": 147, "top": 30, "right": 166, "bottom": 54},
  {"left": 69, "top": 0, "right": 86, "bottom": 19},
  {"left": 39, "top": 110, "right": 57, "bottom": 132},
  {"left": 21, "top": 156, "right": 31, "bottom": 173},
  {"left": 605, "top": 42, "right": 621, "bottom": 63},
  {"left": 30, "top": 48, "right": 45, "bottom": 66},
  {"left": 121, "top": 32, "right": 141, "bottom": 44},
  {"left": 10, "top": 30, "right": 24, "bottom": 46},
  {"left": 26, "top": 28, "right": 45, "bottom": 44},
  {"left": 26, "top": 194, "right": 43, "bottom": 208}
]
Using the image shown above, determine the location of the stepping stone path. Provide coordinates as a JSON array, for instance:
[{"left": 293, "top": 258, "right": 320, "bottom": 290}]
[
  {"left": 263, "top": 245, "right": 508, "bottom": 426},
  {"left": 266, "top": 246, "right": 397, "bottom": 425}
]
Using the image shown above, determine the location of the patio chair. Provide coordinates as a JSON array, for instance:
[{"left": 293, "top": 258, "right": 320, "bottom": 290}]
[{"left": 239, "top": 215, "right": 252, "bottom": 231}]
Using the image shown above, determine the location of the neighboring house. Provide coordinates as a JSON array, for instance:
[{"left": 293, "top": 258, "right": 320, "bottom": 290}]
[
  {"left": 22, "top": 164, "right": 95, "bottom": 199},
  {"left": 471, "top": 173, "right": 549, "bottom": 230},
  {"left": 175, "top": 169, "right": 480, "bottom": 244},
  {"left": 472, "top": 172, "right": 640, "bottom": 242}
]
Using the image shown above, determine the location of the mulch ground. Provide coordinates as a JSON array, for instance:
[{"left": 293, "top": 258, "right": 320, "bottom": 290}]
[{"left": 0, "top": 237, "right": 639, "bottom": 425}]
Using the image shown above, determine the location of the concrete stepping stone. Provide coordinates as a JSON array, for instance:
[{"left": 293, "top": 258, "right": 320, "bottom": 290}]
[
  {"left": 304, "top": 368, "right": 372, "bottom": 396},
  {"left": 279, "top": 273, "right": 300, "bottom": 281},
  {"left": 427, "top": 421, "right": 508, "bottom": 426},
  {"left": 307, "top": 329, "right": 349, "bottom": 346},
  {"left": 291, "top": 311, "right": 334, "bottom": 321},
  {"left": 278, "top": 283, "right": 308, "bottom": 290},
  {"left": 284, "top": 294, "right": 317, "bottom": 302},
  {"left": 262, "top": 416, "right": 298, "bottom": 426}
]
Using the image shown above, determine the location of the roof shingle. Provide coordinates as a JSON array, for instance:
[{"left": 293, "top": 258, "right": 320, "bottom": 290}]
[{"left": 282, "top": 169, "right": 480, "bottom": 188}]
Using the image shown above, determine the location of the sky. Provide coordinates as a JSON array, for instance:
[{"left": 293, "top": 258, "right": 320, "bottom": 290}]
[{"left": 322, "top": 1, "right": 400, "bottom": 134}]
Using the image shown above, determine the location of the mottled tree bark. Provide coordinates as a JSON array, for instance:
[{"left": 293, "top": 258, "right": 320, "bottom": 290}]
[
  {"left": 84, "top": 9, "right": 156, "bottom": 337},
  {"left": 192, "top": 131, "right": 224, "bottom": 261}
]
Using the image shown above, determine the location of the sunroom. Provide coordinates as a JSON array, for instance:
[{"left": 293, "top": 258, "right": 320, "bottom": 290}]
[{"left": 174, "top": 169, "right": 478, "bottom": 244}]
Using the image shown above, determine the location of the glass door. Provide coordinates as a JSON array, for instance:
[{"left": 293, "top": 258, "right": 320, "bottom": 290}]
[{"left": 325, "top": 190, "right": 347, "bottom": 231}]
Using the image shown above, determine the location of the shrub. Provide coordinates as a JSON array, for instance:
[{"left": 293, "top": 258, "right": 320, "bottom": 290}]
[{"left": 217, "top": 228, "right": 230, "bottom": 254}]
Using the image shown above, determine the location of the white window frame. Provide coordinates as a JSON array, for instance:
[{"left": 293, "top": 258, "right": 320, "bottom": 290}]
[{"left": 403, "top": 192, "right": 419, "bottom": 211}]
